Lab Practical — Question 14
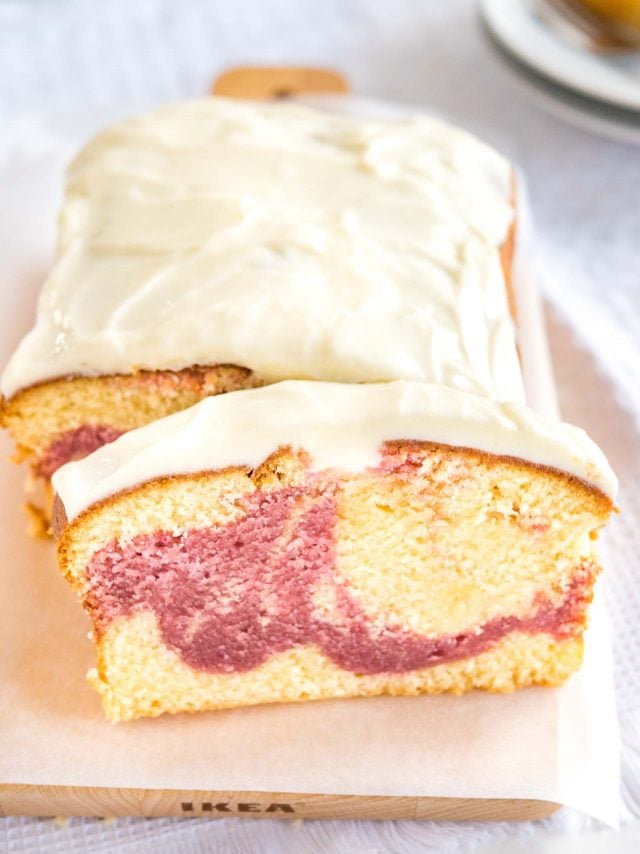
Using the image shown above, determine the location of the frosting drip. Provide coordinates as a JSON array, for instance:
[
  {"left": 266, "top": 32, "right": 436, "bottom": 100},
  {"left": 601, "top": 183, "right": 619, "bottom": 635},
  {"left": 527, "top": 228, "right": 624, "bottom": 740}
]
[{"left": 1, "top": 97, "right": 519, "bottom": 400}]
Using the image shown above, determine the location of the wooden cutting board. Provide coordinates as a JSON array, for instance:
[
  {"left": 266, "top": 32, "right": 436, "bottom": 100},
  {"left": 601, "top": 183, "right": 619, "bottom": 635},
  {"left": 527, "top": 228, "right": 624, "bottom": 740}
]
[{"left": 0, "top": 785, "right": 559, "bottom": 820}]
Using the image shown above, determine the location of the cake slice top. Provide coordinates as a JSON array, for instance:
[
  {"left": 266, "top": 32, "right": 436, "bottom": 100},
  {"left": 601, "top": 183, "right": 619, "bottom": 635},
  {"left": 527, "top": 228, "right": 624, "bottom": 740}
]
[
  {"left": 52, "top": 380, "right": 617, "bottom": 523},
  {"left": 1, "top": 97, "right": 519, "bottom": 401}
]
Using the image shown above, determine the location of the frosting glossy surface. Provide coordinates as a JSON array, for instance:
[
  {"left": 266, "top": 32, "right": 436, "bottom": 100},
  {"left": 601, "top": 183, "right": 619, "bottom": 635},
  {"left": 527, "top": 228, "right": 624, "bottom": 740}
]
[
  {"left": 1, "top": 97, "right": 519, "bottom": 400},
  {"left": 53, "top": 381, "right": 617, "bottom": 522}
]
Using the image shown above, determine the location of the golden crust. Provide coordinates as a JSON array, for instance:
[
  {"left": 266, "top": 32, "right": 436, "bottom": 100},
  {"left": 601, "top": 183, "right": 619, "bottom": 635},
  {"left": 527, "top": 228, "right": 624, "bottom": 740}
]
[
  {"left": 55, "top": 440, "right": 613, "bottom": 547},
  {"left": 383, "top": 440, "right": 613, "bottom": 509}
]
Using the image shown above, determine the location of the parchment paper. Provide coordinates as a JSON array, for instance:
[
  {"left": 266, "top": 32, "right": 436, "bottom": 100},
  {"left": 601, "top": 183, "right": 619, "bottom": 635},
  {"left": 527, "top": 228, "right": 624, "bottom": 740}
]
[{"left": 0, "top": 106, "right": 621, "bottom": 827}]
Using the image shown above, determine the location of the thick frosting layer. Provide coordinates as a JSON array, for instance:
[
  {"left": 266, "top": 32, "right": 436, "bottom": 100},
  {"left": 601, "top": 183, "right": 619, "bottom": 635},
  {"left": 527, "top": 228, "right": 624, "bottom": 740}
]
[
  {"left": 53, "top": 381, "right": 617, "bottom": 522},
  {"left": 1, "top": 97, "right": 520, "bottom": 400}
]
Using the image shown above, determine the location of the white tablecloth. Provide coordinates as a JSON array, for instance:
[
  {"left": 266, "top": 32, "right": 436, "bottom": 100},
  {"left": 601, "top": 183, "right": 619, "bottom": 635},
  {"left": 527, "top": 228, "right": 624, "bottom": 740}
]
[{"left": 1, "top": 1, "right": 639, "bottom": 851}]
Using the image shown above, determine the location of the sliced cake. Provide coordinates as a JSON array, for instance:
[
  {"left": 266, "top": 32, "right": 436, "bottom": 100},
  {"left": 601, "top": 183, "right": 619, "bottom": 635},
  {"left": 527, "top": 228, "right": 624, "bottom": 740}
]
[{"left": 52, "top": 381, "right": 616, "bottom": 721}]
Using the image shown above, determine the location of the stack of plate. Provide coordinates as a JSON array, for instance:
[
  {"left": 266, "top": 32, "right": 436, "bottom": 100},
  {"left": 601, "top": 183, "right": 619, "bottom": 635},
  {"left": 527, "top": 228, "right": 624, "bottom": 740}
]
[{"left": 481, "top": 0, "right": 640, "bottom": 144}]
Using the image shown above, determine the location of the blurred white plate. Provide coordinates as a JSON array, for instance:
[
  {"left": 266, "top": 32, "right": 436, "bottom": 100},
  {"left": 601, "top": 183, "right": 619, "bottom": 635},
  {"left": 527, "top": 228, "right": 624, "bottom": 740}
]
[
  {"left": 481, "top": 0, "right": 640, "bottom": 111},
  {"left": 482, "top": 0, "right": 640, "bottom": 144}
]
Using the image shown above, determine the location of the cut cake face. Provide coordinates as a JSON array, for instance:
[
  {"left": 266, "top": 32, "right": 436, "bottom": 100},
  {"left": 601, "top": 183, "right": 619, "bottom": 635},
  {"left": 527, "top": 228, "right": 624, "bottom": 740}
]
[{"left": 52, "top": 381, "right": 615, "bottom": 721}]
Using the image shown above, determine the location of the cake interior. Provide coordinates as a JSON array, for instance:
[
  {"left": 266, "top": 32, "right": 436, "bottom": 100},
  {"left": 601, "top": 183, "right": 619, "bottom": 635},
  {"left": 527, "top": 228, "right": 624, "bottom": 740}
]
[
  {"left": 56, "top": 441, "right": 611, "bottom": 721},
  {"left": 1, "top": 365, "right": 260, "bottom": 479}
]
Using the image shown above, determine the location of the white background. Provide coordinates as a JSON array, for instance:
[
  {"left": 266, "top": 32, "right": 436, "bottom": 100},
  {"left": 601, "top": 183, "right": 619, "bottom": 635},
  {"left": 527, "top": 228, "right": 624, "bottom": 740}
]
[{"left": 1, "top": 1, "right": 639, "bottom": 851}]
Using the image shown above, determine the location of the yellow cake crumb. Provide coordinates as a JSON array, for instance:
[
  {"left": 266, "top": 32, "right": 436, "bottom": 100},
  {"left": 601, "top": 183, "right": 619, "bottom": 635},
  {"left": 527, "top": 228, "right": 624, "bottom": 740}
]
[{"left": 56, "top": 443, "right": 611, "bottom": 722}]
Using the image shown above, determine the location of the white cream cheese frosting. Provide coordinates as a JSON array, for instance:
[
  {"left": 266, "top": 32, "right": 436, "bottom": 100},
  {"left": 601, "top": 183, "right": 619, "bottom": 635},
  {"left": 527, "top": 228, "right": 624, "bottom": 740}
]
[
  {"left": 1, "top": 97, "right": 521, "bottom": 401},
  {"left": 53, "top": 380, "right": 617, "bottom": 522}
]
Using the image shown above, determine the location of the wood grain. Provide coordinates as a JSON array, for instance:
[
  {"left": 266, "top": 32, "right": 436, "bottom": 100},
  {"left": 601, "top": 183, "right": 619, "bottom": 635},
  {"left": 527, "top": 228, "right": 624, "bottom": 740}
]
[{"left": 0, "top": 785, "right": 559, "bottom": 821}]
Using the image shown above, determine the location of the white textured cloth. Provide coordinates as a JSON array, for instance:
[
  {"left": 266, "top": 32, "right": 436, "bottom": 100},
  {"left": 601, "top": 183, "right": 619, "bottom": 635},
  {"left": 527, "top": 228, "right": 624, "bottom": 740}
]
[{"left": 1, "top": 0, "right": 639, "bottom": 851}]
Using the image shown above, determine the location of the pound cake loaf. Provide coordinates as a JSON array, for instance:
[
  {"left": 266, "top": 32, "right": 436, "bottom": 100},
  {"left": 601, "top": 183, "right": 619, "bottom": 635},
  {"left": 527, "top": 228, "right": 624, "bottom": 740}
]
[
  {"left": 1, "top": 97, "right": 519, "bottom": 496},
  {"left": 52, "top": 381, "right": 616, "bottom": 722}
]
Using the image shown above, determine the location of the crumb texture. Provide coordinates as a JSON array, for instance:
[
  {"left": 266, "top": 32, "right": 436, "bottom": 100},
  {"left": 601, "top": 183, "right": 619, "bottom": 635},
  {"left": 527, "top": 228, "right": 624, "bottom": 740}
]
[
  {"left": 0, "top": 363, "right": 259, "bottom": 477},
  {"left": 37, "top": 425, "right": 124, "bottom": 478},
  {"left": 90, "top": 614, "right": 585, "bottom": 722},
  {"left": 86, "top": 480, "right": 596, "bottom": 676},
  {"left": 56, "top": 442, "right": 611, "bottom": 720}
]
